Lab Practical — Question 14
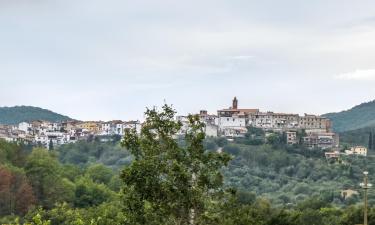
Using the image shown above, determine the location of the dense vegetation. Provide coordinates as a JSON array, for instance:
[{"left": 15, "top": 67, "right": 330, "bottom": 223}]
[
  {"left": 57, "top": 135, "right": 131, "bottom": 170},
  {"left": 0, "top": 106, "right": 72, "bottom": 124},
  {"left": 339, "top": 126, "right": 375, "bottom": 148},
  {"left": 324, "top": 100, "right": 375, "bottom": 132},
  {"left": 2, "top": 106, "right": 375, "bottom": 224}
]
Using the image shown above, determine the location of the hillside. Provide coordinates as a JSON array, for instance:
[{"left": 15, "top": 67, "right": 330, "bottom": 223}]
[
  {"left": 0, "top": 106, "right": 73, "bottom": 124},
  {"left": 323, "top": 100, "right": 375, "bottom": 132},
  {"left": 339, "top": 126, "right": 375, "bottom": 147}
]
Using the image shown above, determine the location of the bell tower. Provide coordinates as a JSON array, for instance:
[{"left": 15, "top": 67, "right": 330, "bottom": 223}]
[{"left": 232, "top": 97, "right": 238, "bottom": 110}]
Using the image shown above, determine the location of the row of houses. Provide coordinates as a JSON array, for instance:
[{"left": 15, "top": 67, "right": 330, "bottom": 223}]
[
  {"left": 177, "top": 97, "right": 339, "bottom": 149},
  {"left": 325, "top": 146, "right": 368, "bottom": 159},
  {"left": 0, "top": 120, "right": 141, "bottom": 148},
  {"left": 0, "top": 97, "right": 338, "bottom": 150}
]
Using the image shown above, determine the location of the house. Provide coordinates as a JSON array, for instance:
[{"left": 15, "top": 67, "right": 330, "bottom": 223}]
[
  {"left": 222, "top": 127, "right": 247, "bottom": 138},
  {"left": 325, "top": 151, "right": 340, "bottom": 159},
  {"left": 341, "top": 189, "right": 359, "bottom": 200},
  {"left": 217, "top": 98, "right": 253, "bottom": 137},
  {"left": 217, "top": 97, "right": 259, "bottom": 118},
  {"left": 77, "top": 121, "right": 101, "bottom": 134},
  {"left": 249, "top": 112, "right": 299, "bottom": 131},
  {"left": 345, "top": 146, "right": 368, "bottom": 157},
  {"left": 299, "top": 114, "right": 331, "bottom": 132},
  {"left": 286, "top": 131, "right": 298, "bottom": 145},
  {"left": 303, "top": 132, "right": 339, "bottom": 149},
  {"left": 124, "top": 121, "right": 142, "bottom": 134},
  {"left": 18, "top": 122, "right": 32, "bottom": 133},
  {"left": 100, "top": 122, "right": 114, "bottom": 135}
]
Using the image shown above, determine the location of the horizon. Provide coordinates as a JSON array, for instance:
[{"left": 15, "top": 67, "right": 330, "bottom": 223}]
[
  {"left": 0, "top": 96, "right": 370, "bottom": 122},
  {"left": 1, "top": 1, "right": 375, "bottom": 120}
]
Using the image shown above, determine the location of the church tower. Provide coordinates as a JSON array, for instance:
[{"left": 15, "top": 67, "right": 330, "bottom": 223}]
[{"left": 232, "top": 97, "right": 238, "bottom": 110}]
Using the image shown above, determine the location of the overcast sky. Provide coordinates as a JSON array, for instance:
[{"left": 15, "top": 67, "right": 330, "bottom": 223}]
[{"left": 1, "top": 0, "right": 375, "bottom": 121}]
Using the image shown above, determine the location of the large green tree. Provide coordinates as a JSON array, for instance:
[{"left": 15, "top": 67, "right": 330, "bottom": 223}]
[
  {"left": 25, "top": 148, "right": 74, "bottom": 208},
  {"left": 121, "top": 105, "right": 231, "bottom": 225}
]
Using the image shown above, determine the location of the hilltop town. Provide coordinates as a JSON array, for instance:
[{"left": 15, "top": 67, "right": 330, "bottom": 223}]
[
  {"left": 0, "top": 97, "right": 344, "bottom": 151},
  {"left": 179, "top": 97, "right": 340, "bottom": 149}
]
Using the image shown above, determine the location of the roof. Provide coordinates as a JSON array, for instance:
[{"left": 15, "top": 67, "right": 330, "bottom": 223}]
[{"left": 218, "top": 108, "right": 259, "bottom": 113}]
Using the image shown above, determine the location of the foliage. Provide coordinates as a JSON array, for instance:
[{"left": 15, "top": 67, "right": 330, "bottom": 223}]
[
  {"left": 56, "top": 140, "right": 131, "bottom": 169},
  {"left": 0, "top": 106, "right": 72, "bottom": 125},
  {"left": 86, "top": 164, "right": 114, "bottom": 185},
  {"left": 5, "top": 103, "right": 375, "bottom": 224},
  {"left": 340, "top": 126, "right": 375, "bottom": 147},
  {"left": 0, "top": 165, "right": 36, "bottom": 216},
  {"left": 324, "top": 100, "right": 375, "bottom": 132},
  {"left": 74, "top": 177, "right": 115, "bottom": 208},
  {"left": 120, "top": 104, "right": 231, "bottom": 225}
]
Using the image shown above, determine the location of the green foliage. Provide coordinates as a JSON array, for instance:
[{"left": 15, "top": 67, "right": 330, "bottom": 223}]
[
  {"left": 0, "top": 139, "right": 28, "bottom": 166},
  {"left": 222, "top": 142, "right": 371, "bottom": 207},
  {"left": 120, "top": 104, "right": 231, "bottom": 225},
  {"left": 86, "top": 164, "right": 114, "bottom": 185},
  {"left": 340, "top": 126, "right": 375, "bottom": 147},
  {"left": 74, "top": 177, "right": 115, "bottom": 208},
  {"left": 223, "top": 144, "right": 240, "bottom": 155},
  {"left": 56, "top": 140, "right": 131, "bottom": 169},
  {"left": 0, "top": 106, "right": 72, "bottom": 125},
  {"left": 6, "top": 103, "right": 375, "bottom": 224},
  {"left": 25, "top": 148, "right": 65, "bottom": 208},
  {"left": 324, "top": 100, "right": 375, "bottom": 132}
]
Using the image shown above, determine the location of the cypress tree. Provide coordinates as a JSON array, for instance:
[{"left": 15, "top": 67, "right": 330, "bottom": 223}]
[
  {"left": 369, "top": 132, "right": 373, "bottom": 150},
  {"left": 48, "top": 139, "right": 54, "bottom": 151}
]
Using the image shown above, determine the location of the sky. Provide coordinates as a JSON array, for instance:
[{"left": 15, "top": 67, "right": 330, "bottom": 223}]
[{"left": 1, "top": 0, "right": 375, "bottom": 121}]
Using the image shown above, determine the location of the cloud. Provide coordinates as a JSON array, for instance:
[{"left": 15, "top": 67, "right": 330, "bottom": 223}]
[{"left": 335, "top": 69, "right": 375, "bottom": 81}]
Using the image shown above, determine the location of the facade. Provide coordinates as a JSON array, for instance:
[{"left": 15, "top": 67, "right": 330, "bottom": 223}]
[
  {"left": 177, "top": 114, "right": 218, "bottom": 137},
  {"left": 217, "top": 97, "right": 258, "bottom": 137},
  {"left": 18, "top": 122, "right": 32, "bottom": 133},
  {"left": 345, "top": 146, "right": 368, "bottom": 156},
  {"left": 77, "top": 122, "right": 100, "bottom": 133},
  {"left": 303, "top": 132, "right": 339, "bottom": 149},
  {"left": 286, "top": 131, "right": 298, "bottom": 145},
  {"left": 325, "top": 151, "right": 340, "bottom": 159},
  {"left": 299, "top": 114, "right": 331, "bottom": 132},
  {"left": 249, "top": 112, "right": 299, "bottom": 130}
]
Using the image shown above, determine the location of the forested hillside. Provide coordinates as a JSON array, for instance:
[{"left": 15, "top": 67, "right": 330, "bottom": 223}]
[
  {"left": 339, "top": 126, "right": 375, "bottom": 147},
  {"left": 0, "top": 106, "right": 72, "bottom": 124},
  {"left": 324, "top": 100, "right": 375, "bottom": 132}
]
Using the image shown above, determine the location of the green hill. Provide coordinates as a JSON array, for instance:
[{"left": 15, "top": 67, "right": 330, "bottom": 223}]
[
  {"left": 339, "top": 126, "right": 373, "bottom": 146},
  {"left": 323, "top": 100, "right": 375, "bottom": 132},
  {"left": 0, "top": 106, "right": 73, "bottom": 124}
]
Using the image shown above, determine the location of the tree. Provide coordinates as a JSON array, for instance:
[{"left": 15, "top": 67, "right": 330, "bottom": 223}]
[
  {"left": 74, "top": 177, "right": 114, "bottom": 208},
  {"left": 86, "top": 164, "right": 113, "bottom": 185},
  {"left": 121, "top": 105, "right": 231, "bottom": 225},
  {"left": 369, "top": 132, "right": 373, "bottom": 150},
  {"left": 49, "top": 139, "right": 54, "bottom": 151},
  {"left": 0, "top": 166, "right": 36, "bottom": 216},
  {"left": 25, "top": 148, "right": 72, "bottom": 208}
]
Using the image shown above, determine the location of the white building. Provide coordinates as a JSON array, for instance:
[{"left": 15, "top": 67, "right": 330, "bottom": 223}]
[
  {"left": 345, "top": 146, "right": 367, "bottom": 157},
  {"left": 18, "top": 122, "right": 32, "bottom": 133}
]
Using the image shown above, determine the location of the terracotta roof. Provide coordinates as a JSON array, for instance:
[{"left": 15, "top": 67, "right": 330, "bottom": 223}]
[{"left": 218, "top": 108, "right": 259, "bottom": 113}]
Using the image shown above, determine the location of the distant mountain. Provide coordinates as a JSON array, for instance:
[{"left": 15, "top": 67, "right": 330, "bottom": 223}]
[
  {"left": 0, "top": 106, "right": 73, "bottom": 125},
  {"left": 323, "top": 100, "right": 375, "bottom": 132}
]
